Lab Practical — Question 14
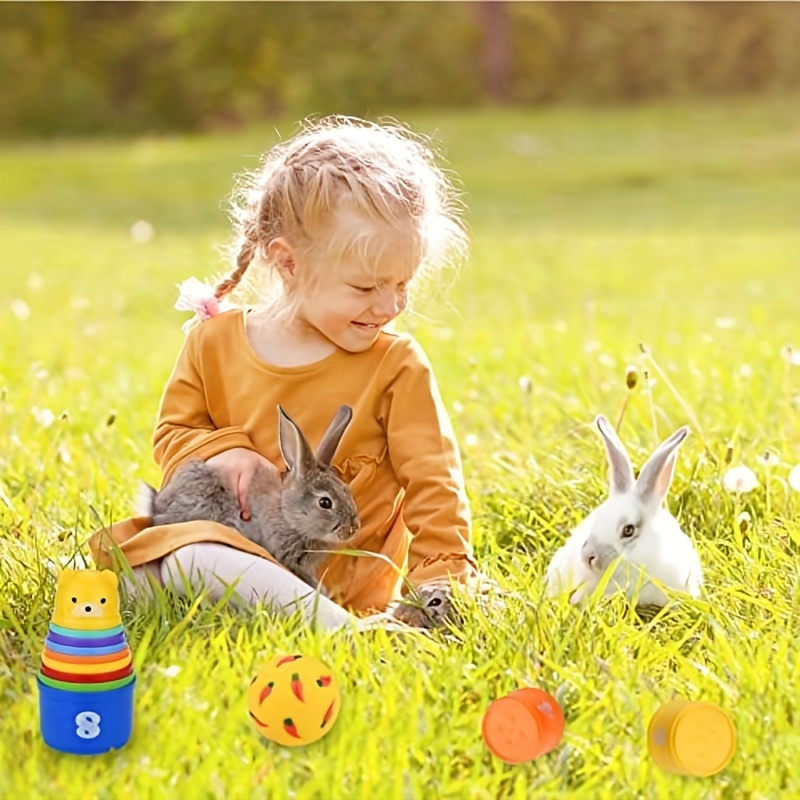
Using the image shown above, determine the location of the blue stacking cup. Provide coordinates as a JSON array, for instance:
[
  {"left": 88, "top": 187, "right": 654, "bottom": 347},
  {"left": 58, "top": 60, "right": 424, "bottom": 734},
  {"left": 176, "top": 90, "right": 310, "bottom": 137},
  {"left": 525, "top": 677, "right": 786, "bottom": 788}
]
[{"left": 37, "top": 676, "right": 136, "bottom": 755}]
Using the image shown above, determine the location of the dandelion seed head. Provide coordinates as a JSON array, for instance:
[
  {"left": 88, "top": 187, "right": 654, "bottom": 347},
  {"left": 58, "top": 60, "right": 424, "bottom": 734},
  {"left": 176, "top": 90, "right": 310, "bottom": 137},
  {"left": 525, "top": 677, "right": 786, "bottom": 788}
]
[
  {"left": 129, "top": 220, "right": 155, "bottom": 243},
  {"left": 722, "top": 465, "right": 759, "bottom": 494},
  {"left": 160, "top": 665, "right": 181, "bottom": 678},
  {"left": 756, "top": 452, "right": 780, "bottom": 468},
  {"left": 598, "top": 353, "right": 616, "bottom": 369},
  {"left": 780, "top": 346, "right": 800, "bottom": 366},
  {"left": 11, "top": 300, "right": 30, "bottom": 321},
  {"left": 32, "top": 407, "right": 55, "bottom": 428}
]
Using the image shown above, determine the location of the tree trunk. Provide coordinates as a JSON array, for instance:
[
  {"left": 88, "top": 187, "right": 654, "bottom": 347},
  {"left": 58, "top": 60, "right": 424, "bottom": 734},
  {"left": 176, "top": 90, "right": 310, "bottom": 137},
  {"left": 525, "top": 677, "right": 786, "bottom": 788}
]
[{"left": 481, "top": 1, "right": 511, "bottom": 103}]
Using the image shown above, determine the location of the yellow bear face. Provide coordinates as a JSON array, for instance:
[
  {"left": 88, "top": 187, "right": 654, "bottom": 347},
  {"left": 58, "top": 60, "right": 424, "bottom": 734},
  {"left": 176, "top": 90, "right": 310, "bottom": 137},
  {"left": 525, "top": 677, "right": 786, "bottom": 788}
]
[{"left": 52, "top": 569, "right": 121, "bottom": 630}]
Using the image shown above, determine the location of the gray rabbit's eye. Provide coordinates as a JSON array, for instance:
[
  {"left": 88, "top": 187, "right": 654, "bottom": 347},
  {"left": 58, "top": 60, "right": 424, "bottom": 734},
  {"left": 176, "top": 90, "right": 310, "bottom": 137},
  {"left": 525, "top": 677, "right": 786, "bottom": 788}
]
[
  {"left": 318, "top": 496, "right": 333, "bottom": 510},
  {"left": 621, "top": 523, "right": 636, "bottom": 539},
  {"left": 428, "top": 597, "right": 442, "bottom": 607}
]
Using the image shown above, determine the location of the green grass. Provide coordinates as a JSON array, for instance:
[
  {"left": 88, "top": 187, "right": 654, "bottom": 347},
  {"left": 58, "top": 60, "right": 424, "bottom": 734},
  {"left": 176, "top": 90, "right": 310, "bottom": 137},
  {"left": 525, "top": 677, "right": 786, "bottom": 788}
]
[{"left": 1, "top": 96, "right": 799, "bottom": 799}]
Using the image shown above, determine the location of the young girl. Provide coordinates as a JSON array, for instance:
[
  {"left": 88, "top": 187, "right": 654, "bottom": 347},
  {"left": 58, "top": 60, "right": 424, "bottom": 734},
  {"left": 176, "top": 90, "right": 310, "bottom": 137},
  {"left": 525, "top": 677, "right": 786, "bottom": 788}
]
[{"left": 90, "top": 116, "right": 481, "bottom": 630}]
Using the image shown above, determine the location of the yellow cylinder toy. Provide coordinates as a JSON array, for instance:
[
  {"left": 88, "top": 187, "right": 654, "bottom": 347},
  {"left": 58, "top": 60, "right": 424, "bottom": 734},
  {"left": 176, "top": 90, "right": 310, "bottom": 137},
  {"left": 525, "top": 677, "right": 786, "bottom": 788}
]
[{"left": 647, "top": 700, "right": 736, "bottom": 777}]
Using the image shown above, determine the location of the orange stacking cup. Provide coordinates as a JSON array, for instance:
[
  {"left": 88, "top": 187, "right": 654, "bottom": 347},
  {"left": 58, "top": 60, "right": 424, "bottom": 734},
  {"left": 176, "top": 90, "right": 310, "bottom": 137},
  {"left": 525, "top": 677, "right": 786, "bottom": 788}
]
[{"left": 482, "top": 688, "right": 565, "bottom": 764}]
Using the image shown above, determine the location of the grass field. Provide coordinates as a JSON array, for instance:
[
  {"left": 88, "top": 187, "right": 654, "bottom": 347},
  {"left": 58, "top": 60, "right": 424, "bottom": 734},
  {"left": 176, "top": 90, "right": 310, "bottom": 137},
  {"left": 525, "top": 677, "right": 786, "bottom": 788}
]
[{"left": 1, "top": 96, "right": 799, "bottom": 799}]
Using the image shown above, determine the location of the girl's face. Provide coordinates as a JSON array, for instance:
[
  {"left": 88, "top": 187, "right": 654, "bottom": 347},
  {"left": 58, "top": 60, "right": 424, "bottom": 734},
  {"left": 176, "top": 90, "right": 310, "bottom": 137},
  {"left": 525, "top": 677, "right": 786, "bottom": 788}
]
[{"left": 295, "top": 220, "right": 421, "bottom": 352}]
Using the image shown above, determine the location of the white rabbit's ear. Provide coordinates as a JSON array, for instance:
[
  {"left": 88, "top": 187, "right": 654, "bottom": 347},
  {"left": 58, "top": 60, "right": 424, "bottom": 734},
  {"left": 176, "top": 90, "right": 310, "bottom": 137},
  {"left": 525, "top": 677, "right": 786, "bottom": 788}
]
[
  {"left": 316, "top": 406, "right": 353, "bottom": 466},
  {"left": 635, "top": 426, "right": 690, "bottom": 510},
  {"left": 595, "top": 415, "right": 634, "bottom": 495},
  {"left": 277, "top": 406, "right": 316, "bottom": 476}
]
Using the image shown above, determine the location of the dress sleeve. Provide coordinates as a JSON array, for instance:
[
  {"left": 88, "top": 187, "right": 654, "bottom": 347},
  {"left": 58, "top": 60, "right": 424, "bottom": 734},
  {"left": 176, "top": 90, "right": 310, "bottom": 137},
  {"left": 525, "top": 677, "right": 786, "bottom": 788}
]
[
  {"left": 379, "top": 338, "right": 478, "bottom": 589},
  {"left": 152, "top": 324, "right": 257, "bottom": 484}
]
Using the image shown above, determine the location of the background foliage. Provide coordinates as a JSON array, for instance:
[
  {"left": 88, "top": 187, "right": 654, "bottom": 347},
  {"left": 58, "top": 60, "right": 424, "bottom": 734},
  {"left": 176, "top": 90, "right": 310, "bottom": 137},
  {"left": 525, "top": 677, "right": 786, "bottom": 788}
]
[{"left": 1, "top": 2, "right": 799, "bottom": 137}]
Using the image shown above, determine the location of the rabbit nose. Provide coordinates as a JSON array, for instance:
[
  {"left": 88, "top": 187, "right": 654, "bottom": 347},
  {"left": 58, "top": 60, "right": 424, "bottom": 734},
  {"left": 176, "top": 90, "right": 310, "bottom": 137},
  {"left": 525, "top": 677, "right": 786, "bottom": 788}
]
[{"left": 581, "top": 544, "right": 599, "bottom": 570}]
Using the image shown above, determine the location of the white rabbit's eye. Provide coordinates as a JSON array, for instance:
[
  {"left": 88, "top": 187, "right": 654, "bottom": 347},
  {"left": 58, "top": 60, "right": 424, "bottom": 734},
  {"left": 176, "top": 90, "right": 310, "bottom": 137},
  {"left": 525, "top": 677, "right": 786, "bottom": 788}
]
[
  {"left": 318, "top": 496, "right": 333, "bottom": 510},
  {"left": 621, "top": 523, "right": 636, "bottom": 539}
]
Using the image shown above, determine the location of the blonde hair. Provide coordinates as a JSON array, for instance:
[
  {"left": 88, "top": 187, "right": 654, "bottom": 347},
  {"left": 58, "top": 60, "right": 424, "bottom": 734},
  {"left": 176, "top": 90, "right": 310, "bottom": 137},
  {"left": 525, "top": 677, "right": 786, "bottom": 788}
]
[{"left": 215, "top": 115, "right": 468, "bottom": 313}]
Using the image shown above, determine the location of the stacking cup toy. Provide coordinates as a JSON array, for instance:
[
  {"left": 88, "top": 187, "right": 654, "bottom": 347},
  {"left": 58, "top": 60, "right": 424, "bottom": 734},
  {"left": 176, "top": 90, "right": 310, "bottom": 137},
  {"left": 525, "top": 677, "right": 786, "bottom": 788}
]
[
  {"left": 647, "top": 700, "right": 736, "bottom": 777},
  {"left": 37, "top": 569, "right": 135, "bottom": 755},
  {"left": 482, "top": 687, "right": 565, "bottom": 764}
]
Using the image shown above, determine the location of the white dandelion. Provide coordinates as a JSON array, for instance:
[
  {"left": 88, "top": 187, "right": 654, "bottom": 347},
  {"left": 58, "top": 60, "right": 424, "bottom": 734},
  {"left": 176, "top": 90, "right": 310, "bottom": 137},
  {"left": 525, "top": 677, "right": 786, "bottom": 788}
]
[
  {"left": 788, "top": 465, "right": 800, "bottom": 493},
  {"left": 160, "top": 665, "right": 181, "bottom": 678},
  {"left": 129, "top": 220, "right": 155, "bottom": 243},
  {"left": 11, "top": 299, "right": 30, "bottom": 321},
  {"left": 756, "top": 452, "right": 780, "bottom": 468},
  {"left": 780, "top": 346, "right": 800, "bottom": 366},
  {"left": 32, "top": 407, "right": 55, "bottom": 428},
  {"left": 722, "top": 466, "right": 759, "bottom": 494}
]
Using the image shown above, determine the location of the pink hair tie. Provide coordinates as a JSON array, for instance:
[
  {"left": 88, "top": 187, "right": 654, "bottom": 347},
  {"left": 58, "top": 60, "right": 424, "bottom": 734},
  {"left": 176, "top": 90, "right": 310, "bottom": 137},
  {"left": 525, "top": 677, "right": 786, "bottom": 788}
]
[{"left": 175, "top": 277, "right": 227, "bottom": 332}]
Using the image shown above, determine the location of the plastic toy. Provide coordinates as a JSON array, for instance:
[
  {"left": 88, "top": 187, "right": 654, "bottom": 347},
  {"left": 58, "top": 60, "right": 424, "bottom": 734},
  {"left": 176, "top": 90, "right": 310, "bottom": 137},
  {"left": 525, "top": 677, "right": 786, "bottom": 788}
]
[
  {"left": 481, "top": 687, "right": 565, "bottom": 764},
  {"left": 647, "top": 699, "right": 736, "bottom": 777},
  {"left": 248, "top": 654, "right": 341, "bottom": 747},
  {"left": 37, "top": 569, "right": 136, "bottom": 755}
]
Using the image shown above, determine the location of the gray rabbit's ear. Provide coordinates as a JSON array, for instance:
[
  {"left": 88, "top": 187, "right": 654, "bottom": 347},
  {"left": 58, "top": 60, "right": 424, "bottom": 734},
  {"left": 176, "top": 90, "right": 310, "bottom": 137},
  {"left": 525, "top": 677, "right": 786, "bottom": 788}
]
[
  {"left": 277, "top": 406, "right": 316, "bottom": 476},
  {"left": 635, "top": 426, "right": 690, "bottom": 510},
  {"left": 316, "top": 406, "right": 353, "bottom": 467},
  {"left": 595, "top": 415, "right": 634, "bottom": 495}
]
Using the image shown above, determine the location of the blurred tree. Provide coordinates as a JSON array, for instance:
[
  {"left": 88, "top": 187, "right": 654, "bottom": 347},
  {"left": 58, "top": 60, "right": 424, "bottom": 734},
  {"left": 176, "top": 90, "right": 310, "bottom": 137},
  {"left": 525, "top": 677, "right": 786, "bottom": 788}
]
[
  {"left": 0, "top": 2, "right": 797, "bottom": 138},
  {"left": 480, "top": 1, "right": 511, "bottom": 103}
]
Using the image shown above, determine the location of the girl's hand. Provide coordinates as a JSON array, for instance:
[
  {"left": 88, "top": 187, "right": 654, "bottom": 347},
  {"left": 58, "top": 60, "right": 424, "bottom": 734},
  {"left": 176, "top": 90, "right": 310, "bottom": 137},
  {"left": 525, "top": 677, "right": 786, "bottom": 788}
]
[{"left": 205, "top": 448, "right": 279, "bottom": 521}]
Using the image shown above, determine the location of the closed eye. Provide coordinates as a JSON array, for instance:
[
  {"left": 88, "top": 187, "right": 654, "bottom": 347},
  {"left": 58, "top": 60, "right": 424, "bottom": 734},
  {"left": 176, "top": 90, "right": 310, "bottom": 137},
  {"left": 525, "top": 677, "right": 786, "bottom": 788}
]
[
  {"left": 621, "top": 523, "right": 637, "bottom": 539},
  {"left": 350, "top": 285, "right": 374, "bottom": 293}
]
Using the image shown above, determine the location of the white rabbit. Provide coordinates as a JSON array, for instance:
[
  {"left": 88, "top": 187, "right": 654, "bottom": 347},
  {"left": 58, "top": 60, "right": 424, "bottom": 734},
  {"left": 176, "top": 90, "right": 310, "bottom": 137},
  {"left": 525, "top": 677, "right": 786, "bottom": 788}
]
[{"left": 545, "top": 415, "right": 703, "bottom": 607}]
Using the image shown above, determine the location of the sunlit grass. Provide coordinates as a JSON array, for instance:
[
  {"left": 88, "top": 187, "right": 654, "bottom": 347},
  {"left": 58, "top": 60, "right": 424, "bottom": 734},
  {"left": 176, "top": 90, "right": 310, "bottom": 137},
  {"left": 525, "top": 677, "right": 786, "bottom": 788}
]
[{"left": 1, "top": 97, "right": 799, "bottom": 799}]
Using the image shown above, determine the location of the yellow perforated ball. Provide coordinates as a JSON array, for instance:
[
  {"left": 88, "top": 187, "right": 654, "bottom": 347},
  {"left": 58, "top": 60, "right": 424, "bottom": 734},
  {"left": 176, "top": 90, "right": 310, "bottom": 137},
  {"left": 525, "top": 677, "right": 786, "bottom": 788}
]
[{"left": 248, "top": 654, "right": 341, "bottom": 747}]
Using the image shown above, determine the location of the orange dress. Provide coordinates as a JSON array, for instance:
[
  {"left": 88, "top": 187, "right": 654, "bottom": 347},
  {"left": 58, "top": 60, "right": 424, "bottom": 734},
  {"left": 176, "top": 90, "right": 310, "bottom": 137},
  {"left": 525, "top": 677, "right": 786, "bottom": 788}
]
[{"left": 89, "top": 309, "right": 477, "bottom": 613}]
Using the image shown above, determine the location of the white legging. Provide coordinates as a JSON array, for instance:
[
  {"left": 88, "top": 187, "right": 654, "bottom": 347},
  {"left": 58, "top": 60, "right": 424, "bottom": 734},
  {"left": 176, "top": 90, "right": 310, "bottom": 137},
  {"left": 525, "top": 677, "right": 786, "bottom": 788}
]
[{"left": 121, "top": 542, "right": 362, "bottom": 630}]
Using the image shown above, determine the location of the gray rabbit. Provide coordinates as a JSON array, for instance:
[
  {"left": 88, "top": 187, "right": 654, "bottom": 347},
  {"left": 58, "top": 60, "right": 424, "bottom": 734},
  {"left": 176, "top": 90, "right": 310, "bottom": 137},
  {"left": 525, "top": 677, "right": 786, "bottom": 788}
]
[
  {"left": 388, "top": 582, "right": 460, "bottom": 630},
  {"left": 140, "top": 405, "right": 360, "bottom": 594}
]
